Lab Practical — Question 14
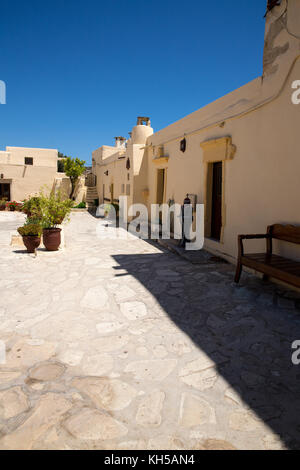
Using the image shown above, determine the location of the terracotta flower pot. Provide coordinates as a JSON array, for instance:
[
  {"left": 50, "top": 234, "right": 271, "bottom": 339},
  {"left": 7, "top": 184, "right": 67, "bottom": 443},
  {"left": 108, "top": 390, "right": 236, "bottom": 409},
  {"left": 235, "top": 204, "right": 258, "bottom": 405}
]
[
  {"left": 9, "top": 206, "right": 16, "bottom": 212},
  {"left": 0, "top": 206, "right": 5, "bottom": 211},
  {"left": 22, "top": 235, "right": 41, "bottom": 253},
  {"left": 43, "top": 228, "right": 62, "bottom": 251}
]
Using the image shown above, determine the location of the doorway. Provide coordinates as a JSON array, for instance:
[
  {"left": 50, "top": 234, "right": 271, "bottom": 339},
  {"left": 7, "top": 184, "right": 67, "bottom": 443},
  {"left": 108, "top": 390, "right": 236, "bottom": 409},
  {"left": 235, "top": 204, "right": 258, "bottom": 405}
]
[
  {"left": 0, "top": 183, "right": 10, "bottom": 201},
  {"left": 211, "top": 162, "right": 222, "bottom": 241},
  {"left": 110, "top": 183, "right": 114, "bottom": 202},
  {"left": 156, "top": 169, "right": 166, "bottom": 205}
]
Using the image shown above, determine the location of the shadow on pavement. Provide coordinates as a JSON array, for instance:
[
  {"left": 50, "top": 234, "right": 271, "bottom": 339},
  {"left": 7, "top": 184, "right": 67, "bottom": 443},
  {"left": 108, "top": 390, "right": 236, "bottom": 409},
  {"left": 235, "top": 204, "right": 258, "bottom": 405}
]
[{"left": 112, "top": 251, "right": 300, "bottom": 449}]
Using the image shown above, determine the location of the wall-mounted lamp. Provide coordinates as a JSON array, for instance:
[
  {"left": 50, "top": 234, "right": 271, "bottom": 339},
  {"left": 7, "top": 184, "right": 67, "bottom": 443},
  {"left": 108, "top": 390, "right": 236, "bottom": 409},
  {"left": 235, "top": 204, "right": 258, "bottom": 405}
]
[{"left": 180, "top": 138, "right": 186, "bottom": 153}]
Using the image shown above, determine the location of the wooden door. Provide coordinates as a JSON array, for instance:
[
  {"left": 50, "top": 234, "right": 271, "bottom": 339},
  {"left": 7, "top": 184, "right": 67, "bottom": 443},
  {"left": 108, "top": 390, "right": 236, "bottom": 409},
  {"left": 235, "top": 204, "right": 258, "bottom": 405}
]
[
  {"left": 110, "top": 183, "right": 114, "bottom": 202},
  {"left": 156, "top": 169, "right": 165, "bottom": 205},
  {"left": 211, "top": 162, "right": 222, "bottom": 240}
]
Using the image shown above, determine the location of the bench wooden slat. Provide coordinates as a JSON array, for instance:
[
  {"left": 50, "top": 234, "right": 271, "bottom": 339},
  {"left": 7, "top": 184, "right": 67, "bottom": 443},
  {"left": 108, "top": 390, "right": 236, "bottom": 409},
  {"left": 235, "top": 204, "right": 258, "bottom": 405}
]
[
  {"left": 245, "top": 254, "right": 300, "bottom": 270},
  {"left": 242, "top": 254, "right": 300, "bottom": 273},
  {"left": 241, "top": 255, "right": 300, "bottom": 288},
  {"left": 235, "top": 224, "right": 300, "bottom": 288}
]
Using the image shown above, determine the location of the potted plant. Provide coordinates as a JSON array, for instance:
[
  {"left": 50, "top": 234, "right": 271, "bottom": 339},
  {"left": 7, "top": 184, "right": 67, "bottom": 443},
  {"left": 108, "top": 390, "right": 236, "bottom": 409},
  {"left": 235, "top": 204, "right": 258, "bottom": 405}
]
[
  {"left": 6, "top": 201, "right": 19, "bottom": 212},
  {"left": 17, "top": 222, "right": 42, "bottom": 253},
  {"left": 15, "top": 202, "right": 23, "bottom": 212},
  {"left": 22, "top": 196, "right": 42, "bottom": 218},
  {"left": 0, "top": 199, "right": 6, "bottom": 211},
  {"left": 40, "top": 192, "right": 73, "bottom": 251}
]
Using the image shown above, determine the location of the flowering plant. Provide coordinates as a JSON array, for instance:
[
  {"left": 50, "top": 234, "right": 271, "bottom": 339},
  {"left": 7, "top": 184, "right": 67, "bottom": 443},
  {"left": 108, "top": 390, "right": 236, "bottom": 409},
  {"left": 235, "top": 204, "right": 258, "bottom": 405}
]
[{"left": 6, "top": 201, "right": 22, "bottom": 211}]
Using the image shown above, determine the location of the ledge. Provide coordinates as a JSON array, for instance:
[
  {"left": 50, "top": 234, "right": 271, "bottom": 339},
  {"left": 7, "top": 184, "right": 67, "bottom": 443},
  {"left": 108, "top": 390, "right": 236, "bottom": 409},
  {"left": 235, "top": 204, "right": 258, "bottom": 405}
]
[
  {"left": 200, "top": 136, "right": 236, "bottom": 163},
  {"left": 153, "top": 156, "right": 169, "bottom": 165}
]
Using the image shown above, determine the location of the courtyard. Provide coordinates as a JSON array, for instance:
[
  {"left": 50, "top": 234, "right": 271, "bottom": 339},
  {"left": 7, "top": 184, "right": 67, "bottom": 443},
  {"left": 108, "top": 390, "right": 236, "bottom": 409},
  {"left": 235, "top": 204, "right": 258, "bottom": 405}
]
[{"left": 0, "top": 211, "right": 300, "bottom": 450}]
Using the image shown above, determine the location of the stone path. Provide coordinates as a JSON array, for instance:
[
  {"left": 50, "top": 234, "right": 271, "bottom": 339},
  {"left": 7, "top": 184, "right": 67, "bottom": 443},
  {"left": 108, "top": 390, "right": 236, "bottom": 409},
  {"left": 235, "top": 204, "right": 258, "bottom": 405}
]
[{"left": 0, "top": 211, "right": 300, "bottom": 450}]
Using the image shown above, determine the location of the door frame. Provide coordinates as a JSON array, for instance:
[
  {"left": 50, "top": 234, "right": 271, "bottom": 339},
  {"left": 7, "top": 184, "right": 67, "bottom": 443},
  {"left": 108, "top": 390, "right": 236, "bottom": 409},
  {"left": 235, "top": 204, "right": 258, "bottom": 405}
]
[
  {"left": 156, "top": 167, "right": 167, "bottom": 205},
  {"left": 210, "top": 161, "right": 223, "bottom": 241},
  {"left": 0, "top": 180, "right": 12, "bottom": 201},
  {"left": 204, "top": 161, "right": 225, "bottom": 243}
]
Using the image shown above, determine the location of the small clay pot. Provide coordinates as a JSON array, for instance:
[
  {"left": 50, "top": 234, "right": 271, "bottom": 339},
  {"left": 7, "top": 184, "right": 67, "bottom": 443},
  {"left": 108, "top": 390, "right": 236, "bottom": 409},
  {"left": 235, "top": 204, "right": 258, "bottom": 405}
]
[
  {"left": 22, "top": 235, "right": 41, "bottom": 253},
  {"left": 43, "top": 228, "right": 62, "bottom": 251},
  {"left": 9, "top": 206, "right": 16, "bottom": 212}
]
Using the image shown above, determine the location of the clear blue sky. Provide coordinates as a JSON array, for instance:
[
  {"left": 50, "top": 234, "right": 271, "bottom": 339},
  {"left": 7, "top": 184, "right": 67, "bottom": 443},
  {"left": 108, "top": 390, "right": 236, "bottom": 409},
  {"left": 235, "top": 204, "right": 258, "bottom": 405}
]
[{"left": 0, "top": 0, "right": 266, "bottom": 165}]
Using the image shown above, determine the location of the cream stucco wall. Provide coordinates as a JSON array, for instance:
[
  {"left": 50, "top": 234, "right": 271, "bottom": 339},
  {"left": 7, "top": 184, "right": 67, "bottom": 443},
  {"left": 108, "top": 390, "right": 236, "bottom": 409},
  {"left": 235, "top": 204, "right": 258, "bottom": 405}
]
[
  {"left": 0, "top": 146, "right": 87, "bottom": 203},
  {"left": 0, "top": 147, "right": 59, "bottom": 201},
  {"left": 92, "top": 123, "right": 153, "bottom": 212},
  {"left": 53, "top": 174, "right": 86, "bottom": 203}
]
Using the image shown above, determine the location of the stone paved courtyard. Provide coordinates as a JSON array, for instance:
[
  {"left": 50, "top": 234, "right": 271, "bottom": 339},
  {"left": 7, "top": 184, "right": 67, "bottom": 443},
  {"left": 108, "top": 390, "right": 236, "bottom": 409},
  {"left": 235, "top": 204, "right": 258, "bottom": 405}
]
[{"left": 0, "top": 211, "right": 300, "bottom": 450}]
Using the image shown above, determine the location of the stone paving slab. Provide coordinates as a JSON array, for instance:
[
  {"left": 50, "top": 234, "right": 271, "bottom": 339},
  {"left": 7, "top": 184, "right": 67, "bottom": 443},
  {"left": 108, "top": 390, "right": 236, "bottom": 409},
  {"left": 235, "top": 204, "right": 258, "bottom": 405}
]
[{"left": 0, "top": 212, "right": 300, "bottom": 450}]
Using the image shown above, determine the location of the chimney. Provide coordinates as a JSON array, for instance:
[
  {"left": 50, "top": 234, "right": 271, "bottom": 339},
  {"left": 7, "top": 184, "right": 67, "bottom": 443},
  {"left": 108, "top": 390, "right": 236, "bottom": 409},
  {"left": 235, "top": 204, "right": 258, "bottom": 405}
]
[
  {"left": 114, "top": 136, "right": 127, "bottom": 149},
  {"left": 137, "top": 116, "right": 151, "bottom": 127}
]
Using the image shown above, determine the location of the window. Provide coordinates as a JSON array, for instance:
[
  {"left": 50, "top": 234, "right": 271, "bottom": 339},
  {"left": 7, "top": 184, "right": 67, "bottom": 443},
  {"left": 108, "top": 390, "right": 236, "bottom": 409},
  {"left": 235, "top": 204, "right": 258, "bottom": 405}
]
[
  {"left": 121, "top": 184, "right": 125, "bottom": 194},
  {"left": 126, "top": 184, "right": 130, "bottom": 196},
  {"left": 25, "top": 157, "right": 33, "bottom": 165}
]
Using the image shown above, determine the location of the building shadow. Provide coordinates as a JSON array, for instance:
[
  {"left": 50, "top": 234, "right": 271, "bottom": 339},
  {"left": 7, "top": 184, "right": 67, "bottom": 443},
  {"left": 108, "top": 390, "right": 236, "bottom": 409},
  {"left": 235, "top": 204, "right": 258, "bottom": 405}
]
[{"left": 112, "top": 251, "right": 300, "bottom": 449}]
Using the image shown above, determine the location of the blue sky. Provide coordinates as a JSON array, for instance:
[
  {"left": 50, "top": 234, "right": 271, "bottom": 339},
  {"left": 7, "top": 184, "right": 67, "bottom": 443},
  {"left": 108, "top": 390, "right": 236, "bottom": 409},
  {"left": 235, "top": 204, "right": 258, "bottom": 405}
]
[{"left": 0, "top": 0, "right": 266, "bottom": 164}]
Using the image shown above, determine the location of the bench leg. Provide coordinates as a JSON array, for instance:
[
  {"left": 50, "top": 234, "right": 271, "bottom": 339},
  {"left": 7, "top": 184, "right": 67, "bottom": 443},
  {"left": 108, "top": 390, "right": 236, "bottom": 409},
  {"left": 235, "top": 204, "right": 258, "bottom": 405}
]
[{"left": 234, "top": 262, "right": 242, "bottom": 284}]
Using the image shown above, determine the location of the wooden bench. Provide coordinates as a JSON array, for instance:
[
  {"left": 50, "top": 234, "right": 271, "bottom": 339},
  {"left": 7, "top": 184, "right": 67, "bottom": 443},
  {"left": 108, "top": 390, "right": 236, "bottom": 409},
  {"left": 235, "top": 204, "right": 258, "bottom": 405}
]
[{"left": 234, "top": 224, "right": 300, "bottom": 288}]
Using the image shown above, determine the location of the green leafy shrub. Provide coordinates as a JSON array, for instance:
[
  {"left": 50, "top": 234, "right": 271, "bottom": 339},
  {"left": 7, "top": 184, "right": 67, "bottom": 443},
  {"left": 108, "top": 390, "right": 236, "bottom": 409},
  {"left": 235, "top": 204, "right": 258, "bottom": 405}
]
[
  {"left": 74, "top": 201, "right": 86, "bottom": 209},
  {"left": 22, "top": 196, "right": 42, "bottom": 218},
  {"left": 38, "top": 192, "right": 74, "bottom": 228},
  {"left": 18, "top": 223, "right": 42, "bottom": 237}
]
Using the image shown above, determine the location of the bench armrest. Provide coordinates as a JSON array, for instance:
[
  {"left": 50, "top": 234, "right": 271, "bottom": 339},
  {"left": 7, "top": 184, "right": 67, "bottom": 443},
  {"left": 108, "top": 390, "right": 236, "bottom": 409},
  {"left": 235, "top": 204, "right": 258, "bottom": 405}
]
[{"left": 237, "top": 234, "right": 271, "bottom": 257}]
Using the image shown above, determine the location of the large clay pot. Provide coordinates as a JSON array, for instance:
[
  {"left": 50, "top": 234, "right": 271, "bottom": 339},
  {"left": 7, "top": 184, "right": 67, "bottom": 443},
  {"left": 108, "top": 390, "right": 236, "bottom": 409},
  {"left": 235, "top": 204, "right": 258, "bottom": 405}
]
[
  {"left": 22, "top": 235, "right": 41, "bottom": 253},
  {"left": 43, "top": 228, "right": 62, "bottom": 251}
]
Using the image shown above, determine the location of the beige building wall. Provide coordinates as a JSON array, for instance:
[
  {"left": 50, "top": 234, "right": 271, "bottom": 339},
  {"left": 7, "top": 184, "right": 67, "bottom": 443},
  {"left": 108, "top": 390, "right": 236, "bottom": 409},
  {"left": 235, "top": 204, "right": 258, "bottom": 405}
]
[
  {"left": 92, "top": 121, "right": 153, "bottom": 214},
  {"left": 0, "top": 146, "right": 86, "bottom": 203},
  {"left": 0, "top": 147, "right": 59, "bottom": 201},
  {"left": 53, "top": 174, "right": 86, "bottom": 203}
]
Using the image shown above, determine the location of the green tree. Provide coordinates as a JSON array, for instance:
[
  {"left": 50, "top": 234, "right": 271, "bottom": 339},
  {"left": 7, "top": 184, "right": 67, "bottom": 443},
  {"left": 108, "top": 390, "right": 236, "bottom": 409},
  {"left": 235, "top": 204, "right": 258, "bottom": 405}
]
[{"left": 64, "top": 157, "right": 86, "bottom": 200}]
